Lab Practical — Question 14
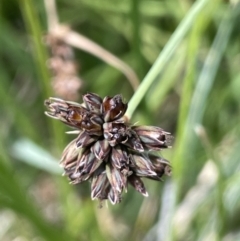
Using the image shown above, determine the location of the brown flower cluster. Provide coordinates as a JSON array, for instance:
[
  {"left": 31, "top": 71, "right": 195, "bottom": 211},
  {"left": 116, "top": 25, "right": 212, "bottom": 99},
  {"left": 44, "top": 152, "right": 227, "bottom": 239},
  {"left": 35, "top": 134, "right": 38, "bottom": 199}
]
[
  {"left": 45, "top": 34, "right": 82, "bottom": 101},
  {"left": 45, "top": 93, "right": 172, "bottom": 204}
]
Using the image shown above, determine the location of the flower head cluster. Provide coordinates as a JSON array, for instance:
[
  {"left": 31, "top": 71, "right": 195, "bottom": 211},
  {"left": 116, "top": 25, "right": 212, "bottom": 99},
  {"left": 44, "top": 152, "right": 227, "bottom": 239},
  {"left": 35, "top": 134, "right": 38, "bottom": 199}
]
[
  {"left": 45, "top": 32, "right": 82, "bottom": 101},
  {"left": 45, "top": 93, "right": 172, "bottom": 204}
]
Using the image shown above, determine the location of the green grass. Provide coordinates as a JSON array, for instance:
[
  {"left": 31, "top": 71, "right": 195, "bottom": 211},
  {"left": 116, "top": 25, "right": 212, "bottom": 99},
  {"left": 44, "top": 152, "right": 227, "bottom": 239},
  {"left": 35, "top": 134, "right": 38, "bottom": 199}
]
[{"left": 1, "top": 0, "right": 240, "bottom": 240}]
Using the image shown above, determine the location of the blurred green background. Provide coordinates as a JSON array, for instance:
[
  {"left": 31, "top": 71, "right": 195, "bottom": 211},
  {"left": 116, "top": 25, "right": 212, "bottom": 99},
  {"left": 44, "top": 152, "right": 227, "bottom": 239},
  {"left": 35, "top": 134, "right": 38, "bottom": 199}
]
[{"left": 1, "top": 0, "right": 240, "bottom": 240}]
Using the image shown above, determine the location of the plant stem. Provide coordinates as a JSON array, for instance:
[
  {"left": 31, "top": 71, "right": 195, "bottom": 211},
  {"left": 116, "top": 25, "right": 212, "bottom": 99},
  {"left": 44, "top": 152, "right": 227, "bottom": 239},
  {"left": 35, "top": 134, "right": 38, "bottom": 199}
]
[
  {"left": 20, "top": 0, "right": 65, "bottom": 149},
  {"left": 126, "top": 0, "right": 209, "bottom": 119}
]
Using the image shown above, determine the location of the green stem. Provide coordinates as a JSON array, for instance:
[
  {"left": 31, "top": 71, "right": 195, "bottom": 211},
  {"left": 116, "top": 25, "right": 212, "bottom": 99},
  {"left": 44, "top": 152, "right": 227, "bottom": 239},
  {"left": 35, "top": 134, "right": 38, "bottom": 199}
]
[
  {"left": 126, "top": 0, "right": 209, "bottom": 119},
  {"left": 20, "top": 0, "right": 52, "bottom": 97},
  {"left": 20, "top": 0, "right": 65, "bottom": 149}
]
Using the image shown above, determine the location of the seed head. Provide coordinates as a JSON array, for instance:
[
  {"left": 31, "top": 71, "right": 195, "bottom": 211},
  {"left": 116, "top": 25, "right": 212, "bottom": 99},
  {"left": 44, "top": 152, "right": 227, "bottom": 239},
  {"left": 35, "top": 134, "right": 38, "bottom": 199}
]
[{"left": 45, "top": 93, "right": 172, "bottom": 205}]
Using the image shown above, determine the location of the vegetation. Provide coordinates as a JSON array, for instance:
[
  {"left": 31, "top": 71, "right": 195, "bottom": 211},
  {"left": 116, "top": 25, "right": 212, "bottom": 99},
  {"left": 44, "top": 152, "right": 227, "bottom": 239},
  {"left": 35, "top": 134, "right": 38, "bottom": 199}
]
[{"left": 1, "top": 0, "right": 240, "bottom": 240}]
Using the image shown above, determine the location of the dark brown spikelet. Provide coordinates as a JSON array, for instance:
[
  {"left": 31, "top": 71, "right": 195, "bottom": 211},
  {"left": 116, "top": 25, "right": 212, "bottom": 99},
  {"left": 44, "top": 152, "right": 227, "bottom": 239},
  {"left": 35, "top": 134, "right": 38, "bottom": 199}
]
[{"left": 45, "top": 93, "right": 173, "bottom": 205}]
